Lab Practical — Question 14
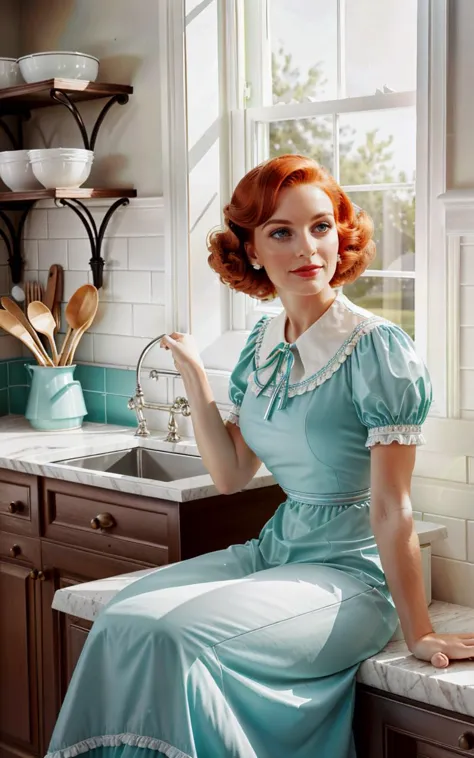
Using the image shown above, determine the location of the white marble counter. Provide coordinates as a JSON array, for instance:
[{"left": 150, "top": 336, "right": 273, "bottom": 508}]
[
  {"left": 52, "top": 570, "right": 474, "bottom": 719},
  {"left": 0, "top": 415, "right": 274, "bottom": 502}
]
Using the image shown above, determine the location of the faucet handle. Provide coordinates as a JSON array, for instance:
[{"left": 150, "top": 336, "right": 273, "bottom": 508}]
[{"left": 149, "top": 369, "right": 160, "bottom": 381}]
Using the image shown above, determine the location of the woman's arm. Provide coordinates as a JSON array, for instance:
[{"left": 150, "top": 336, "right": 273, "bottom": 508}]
[
  {"left": 371, "top": 443, "right": 474, "bottom": 667},
  {"left": 161, "top": 333, "right": 261, "bottom": 494}
]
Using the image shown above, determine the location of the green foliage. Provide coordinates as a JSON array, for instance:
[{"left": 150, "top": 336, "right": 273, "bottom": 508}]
[{"left": 269, "top": 48, "right": 415, "bottom": 336}]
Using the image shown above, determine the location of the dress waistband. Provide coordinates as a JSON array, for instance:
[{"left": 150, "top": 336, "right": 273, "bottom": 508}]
[{"left": 282, "top": 487, "right": 371, "bottom": 506}]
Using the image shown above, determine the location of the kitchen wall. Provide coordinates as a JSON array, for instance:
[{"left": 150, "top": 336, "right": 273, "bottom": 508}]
[{"left": 407, "top": 0, "right": 474, "bottom": 607}]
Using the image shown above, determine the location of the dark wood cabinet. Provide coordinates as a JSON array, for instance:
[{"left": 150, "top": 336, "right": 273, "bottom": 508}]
[
  {"left": 0, "top": 467, "right": 284, "bottom": 756},
  {"left": 0, "top": 535, "right": 41, "bottom": 758},
  {"left": 354, "top": 685, "right": 474, "bottom": 757}
]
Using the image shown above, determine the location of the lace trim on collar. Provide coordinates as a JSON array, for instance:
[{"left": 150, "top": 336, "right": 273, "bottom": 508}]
[{"left": 248, "top": 314, "right": 386, "bottom": 399}]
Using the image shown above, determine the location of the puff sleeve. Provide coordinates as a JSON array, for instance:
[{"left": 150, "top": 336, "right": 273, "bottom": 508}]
[
  {"left": 351, "top": 323, "right": 432, "bottom": 448},
  {"left": 226, "top": 317, "right": 267, "bottom": 426}
]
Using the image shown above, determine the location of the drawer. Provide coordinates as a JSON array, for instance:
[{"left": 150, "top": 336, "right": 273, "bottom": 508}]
[
  {"left": 42, "top": 479, "right": 180, "bottom": 565},
  {"left": 0, "top": 531, "right": 41, "bottom": 567},
  {"left": 0, "top": 469, "right": 39, "bottom": 536}
]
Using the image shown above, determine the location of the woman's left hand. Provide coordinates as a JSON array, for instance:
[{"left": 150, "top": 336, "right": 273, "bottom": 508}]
[{"left": 410, "top": 632, "right": 474, "bottom": 668}]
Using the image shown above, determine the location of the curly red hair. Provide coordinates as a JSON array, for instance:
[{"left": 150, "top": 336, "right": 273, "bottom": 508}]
[{"left": 207, "top": 154, "right": 375, "bottom": 300}]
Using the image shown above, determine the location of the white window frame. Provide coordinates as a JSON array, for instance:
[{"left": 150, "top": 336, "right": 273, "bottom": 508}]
[{"left": 159, "top": 0, "right": 451, "bottom": 417}]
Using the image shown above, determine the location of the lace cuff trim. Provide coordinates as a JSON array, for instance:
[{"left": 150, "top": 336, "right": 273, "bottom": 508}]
[
  {"left": 366, "top": 425, "right": 425, "bottom": 448},
  {"left": 226, "top": 404, "right": 241, "bottom": 426},
  {"left": 45, "top": 733, "right": 191, "bottom": 758}
]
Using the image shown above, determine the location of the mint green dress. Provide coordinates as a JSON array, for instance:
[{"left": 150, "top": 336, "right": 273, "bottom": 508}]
[{"left": 46, "top": 293, "right": 431, "bottom": 758}]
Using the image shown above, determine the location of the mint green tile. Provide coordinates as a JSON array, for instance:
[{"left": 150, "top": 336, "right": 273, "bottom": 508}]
[
  {"left": 75, "top": 365, "right": 105, "bottom": 393},
  {"left": 105, "top": 368, "right": 135, "bottom": 397},
  {"left": 106, "top": 394, "right": 137, "bottom": 427},
  {"left": 9, "top": 385, "right": 29, "bottom": 414},
  {"left": 0, "top": 362, "right": 7, "bottom": 390},
  {"left": 0, "top": 388, "right": 8, "bottom": 415},
  {"left": 82, "top": 391, "right": 106, "bottom": 423},
  {"left": 8, "top": 360, "right": 33, "bottom": 386}
]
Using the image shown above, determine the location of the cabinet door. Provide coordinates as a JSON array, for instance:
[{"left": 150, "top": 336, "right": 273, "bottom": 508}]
[
  {"left": 0, "top": 537, "right": 41, "bottom": 758},
  {"left": 354, "top": 685, "right": 474, "bottom": 758},
  {"left": 40, "top": 541, "right": 151, "bottom": 751}
]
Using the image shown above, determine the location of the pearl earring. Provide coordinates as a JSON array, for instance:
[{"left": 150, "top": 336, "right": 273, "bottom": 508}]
[{"left": 252, "top": 263, "right": 263, "bottom": 270}]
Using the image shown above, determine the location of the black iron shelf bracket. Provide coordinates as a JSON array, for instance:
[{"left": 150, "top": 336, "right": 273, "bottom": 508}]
[
  {"left": 58, "top": 197, "right": 130, "bottom": 288},
  {"left": 50, "top": 90, "right": 130, "bottom": 151},
  {"left": 0, "top": 202, "right": 35, "bottom": 283}
]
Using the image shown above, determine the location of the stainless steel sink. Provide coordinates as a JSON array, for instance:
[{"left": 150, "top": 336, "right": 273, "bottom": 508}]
[{"left": 57, "top": 448, "right": 207, "bottom": 482}]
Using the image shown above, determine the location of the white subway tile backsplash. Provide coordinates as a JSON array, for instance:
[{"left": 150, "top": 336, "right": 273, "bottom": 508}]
[
  {"left": 468, "top": 521, "right": 474, "bottom": 563},
  {"left": 105, "top": 205, "right": 165, "bottom": 237},
  {"left": 102, "top": 238, "right": 128, "bottom": 270},
  {"left": 90, "top": 302, "right": 133, "bottom": 336},
  {"left": 23, "top": 241, "right": 38, "bottom": 271},
  {"left": 67, "top": 239, "right": 93, "bottom": 270},
  {"left": 469, "top": 458, "right": 474, "bottom": 483},
  {"left": 431, "top": 556, "right": 474, "bottom": 607},
  {"left": 24, "top": 209, "right": 48, "bottom": 240},
  {"left": 128, "top": 237, "right": 165, "bottom": 270},
  {"left": 62, "top": 271, "right": 90, "bottom": 302},
  {"left": 72, "top": 332, "right": 94, "bottom": 363},
  {"left": 132, "top": 304, "right": 166, "bottom": 338},
  {"left": 151, "top": 272, "right": 166, "bottom": 304},
  {"left": 413, "top": 450, "right": 467, "bottom": 483},
  {"left": 92, "top": 334, "right": 150, "bottom": 368},
  {"left": 38, "top": 239, "right": 68, "bottom": 270},
  {"left": 411, "top": 479, "right": 474, "bottom": 520},
  {"left": 100, "top": 271, "right": 152, "bottom": 304},
  {"left": 422, "top": 512, "right": 467, "bottom": 560},
  {"left": 47, "top": 207, "right": 90, "bottom": 239}
]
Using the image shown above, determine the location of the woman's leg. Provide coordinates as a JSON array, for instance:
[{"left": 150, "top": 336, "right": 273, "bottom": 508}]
[{"left": 47, "top": 559, "right": 398, "bottom": 758}]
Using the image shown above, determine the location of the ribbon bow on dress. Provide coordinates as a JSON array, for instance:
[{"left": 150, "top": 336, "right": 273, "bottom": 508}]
[{"left": 254, "top": 341, "right": 295, "bottom": 421}]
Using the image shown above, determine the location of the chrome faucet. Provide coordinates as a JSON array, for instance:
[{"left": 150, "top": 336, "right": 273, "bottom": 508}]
[{"left": 128, "top": 334, "right": 191, "bottom": 441}]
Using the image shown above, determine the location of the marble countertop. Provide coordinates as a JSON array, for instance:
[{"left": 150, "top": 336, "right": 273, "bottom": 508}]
[
  {"left": 0, "top": 415, "right": 274, "bottom": 502},
  {"left": 52, "top": 568, "right": 474, "bottom": 719}
]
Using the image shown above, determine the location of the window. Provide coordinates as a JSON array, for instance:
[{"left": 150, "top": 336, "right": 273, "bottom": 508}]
[{"left": 236, "top": 0, "right": 419, "bottom": 339}]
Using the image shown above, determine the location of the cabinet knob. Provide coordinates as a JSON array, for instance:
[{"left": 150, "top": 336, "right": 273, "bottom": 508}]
[
  {"left": 8, "top": 501, "right": 23, "bottom": 514},
  {"left": 459, "top": 732, "right": 474, "bottom": 750},
  {"left": 90, "top": 513, "right": 116, "bottom": 530},
  {"left": 37, "top": 570, "right": 47, "bottom": 581},
  {"left": 29, "top": 569, "right": 39, "bottom": 580},
  {"left": 9, "top": 544, "right": 21, "bottom": 558}
]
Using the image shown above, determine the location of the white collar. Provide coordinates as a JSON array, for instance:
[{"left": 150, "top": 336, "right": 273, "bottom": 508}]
[{"left": 254, "top": 292, "right": 383, "bottom": 389}]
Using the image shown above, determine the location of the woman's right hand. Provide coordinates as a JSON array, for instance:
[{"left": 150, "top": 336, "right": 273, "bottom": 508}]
[{"left": 159, "top": 332, "right": 204, "bottom": 375}]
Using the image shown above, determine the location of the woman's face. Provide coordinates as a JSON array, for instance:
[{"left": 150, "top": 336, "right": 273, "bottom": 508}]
[{"left": 248, "top": 183, "right": 339, "bottom": 297}]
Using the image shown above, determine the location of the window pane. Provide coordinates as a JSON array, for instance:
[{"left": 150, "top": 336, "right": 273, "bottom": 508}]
[
  {"left": 270, "top": 0, "right": 338, "bottom": 103},
  {"left": 344, "top": 276, "right": 415, "bottom": 338},
  {"left": 347, "top": 189, "right": 415, "bottom": 272},
  {"left": 267, "top": 116, "right": 334, "bottom": 172},
  {"left": 339, "top": 107, "right": 416, "bottom": 186},
  {"left": 345, "top": 0, "right": 417, "bottom": 98}
]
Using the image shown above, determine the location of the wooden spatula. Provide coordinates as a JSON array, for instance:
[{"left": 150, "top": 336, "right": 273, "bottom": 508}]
[
  {"left": 53, "top": 265, "right": 63, "bottom": 332},
  {"left": 43, "top": 265, "right": 59, "bottom": 313}
]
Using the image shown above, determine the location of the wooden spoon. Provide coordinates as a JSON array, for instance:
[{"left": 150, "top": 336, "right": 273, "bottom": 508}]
[
  {"left": 27, "top": 301, "right": 60, "bottom": 366},
  {"left": 0, "top": 297, "right": 54, "bottom": 366},
  {"left": 0, "top": 310, "right": 49, "bottom": 366},
  {"left": 58, "top": 284, "right": 99, "bottom": 366},
  {"left": 66, "top": 308, "right": 98, "bottom": 366}
]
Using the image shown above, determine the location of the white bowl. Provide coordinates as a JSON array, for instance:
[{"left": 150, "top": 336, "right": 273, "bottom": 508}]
[
  {"left": 28, "top": 148, "right": 94, "bottom": 189},
  {"left": 0, "top": 58, "right": 23, "bottom": 89},
  {"left": 0, "top": 150, "right": 42, "bottom": 191},
  {"left": 18, "top": 51, "right": 99, "bottom": 84}
]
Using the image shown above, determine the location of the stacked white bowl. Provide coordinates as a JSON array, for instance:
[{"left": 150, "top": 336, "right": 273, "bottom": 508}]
[
  {"left": 18, "top": 52, "right": 99, "bottom": 83},
  {"left": 0, "top": 150, "right": 42, "bottom": 191},
  {"left": 28, "top": 148, "right": 94, "bottom": 189},
  {"left": 0, "top": 58, "right": 23, "bottom": 88}
]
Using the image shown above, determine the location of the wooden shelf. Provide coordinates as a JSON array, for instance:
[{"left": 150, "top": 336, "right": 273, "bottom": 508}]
[
  {"left": 0, "top": 79, "right": 133, "bottom": 115},
  {"left": 0, "top": 188, "right": 137, "bottom": 203}
]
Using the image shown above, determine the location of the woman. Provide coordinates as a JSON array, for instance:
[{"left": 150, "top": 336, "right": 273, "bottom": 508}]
[{"left": 46, "top": 155, "right": 474, "bottom": 758}]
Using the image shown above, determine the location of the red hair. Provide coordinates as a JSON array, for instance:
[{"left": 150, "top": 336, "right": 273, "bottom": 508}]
[{"left": 207, "top": 154, "right": 375, "bottom": 299}]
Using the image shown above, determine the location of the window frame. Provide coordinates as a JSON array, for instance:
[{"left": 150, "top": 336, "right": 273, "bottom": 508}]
[{"left": 159, "top": 0, "right": 450, "bottom": 417}]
